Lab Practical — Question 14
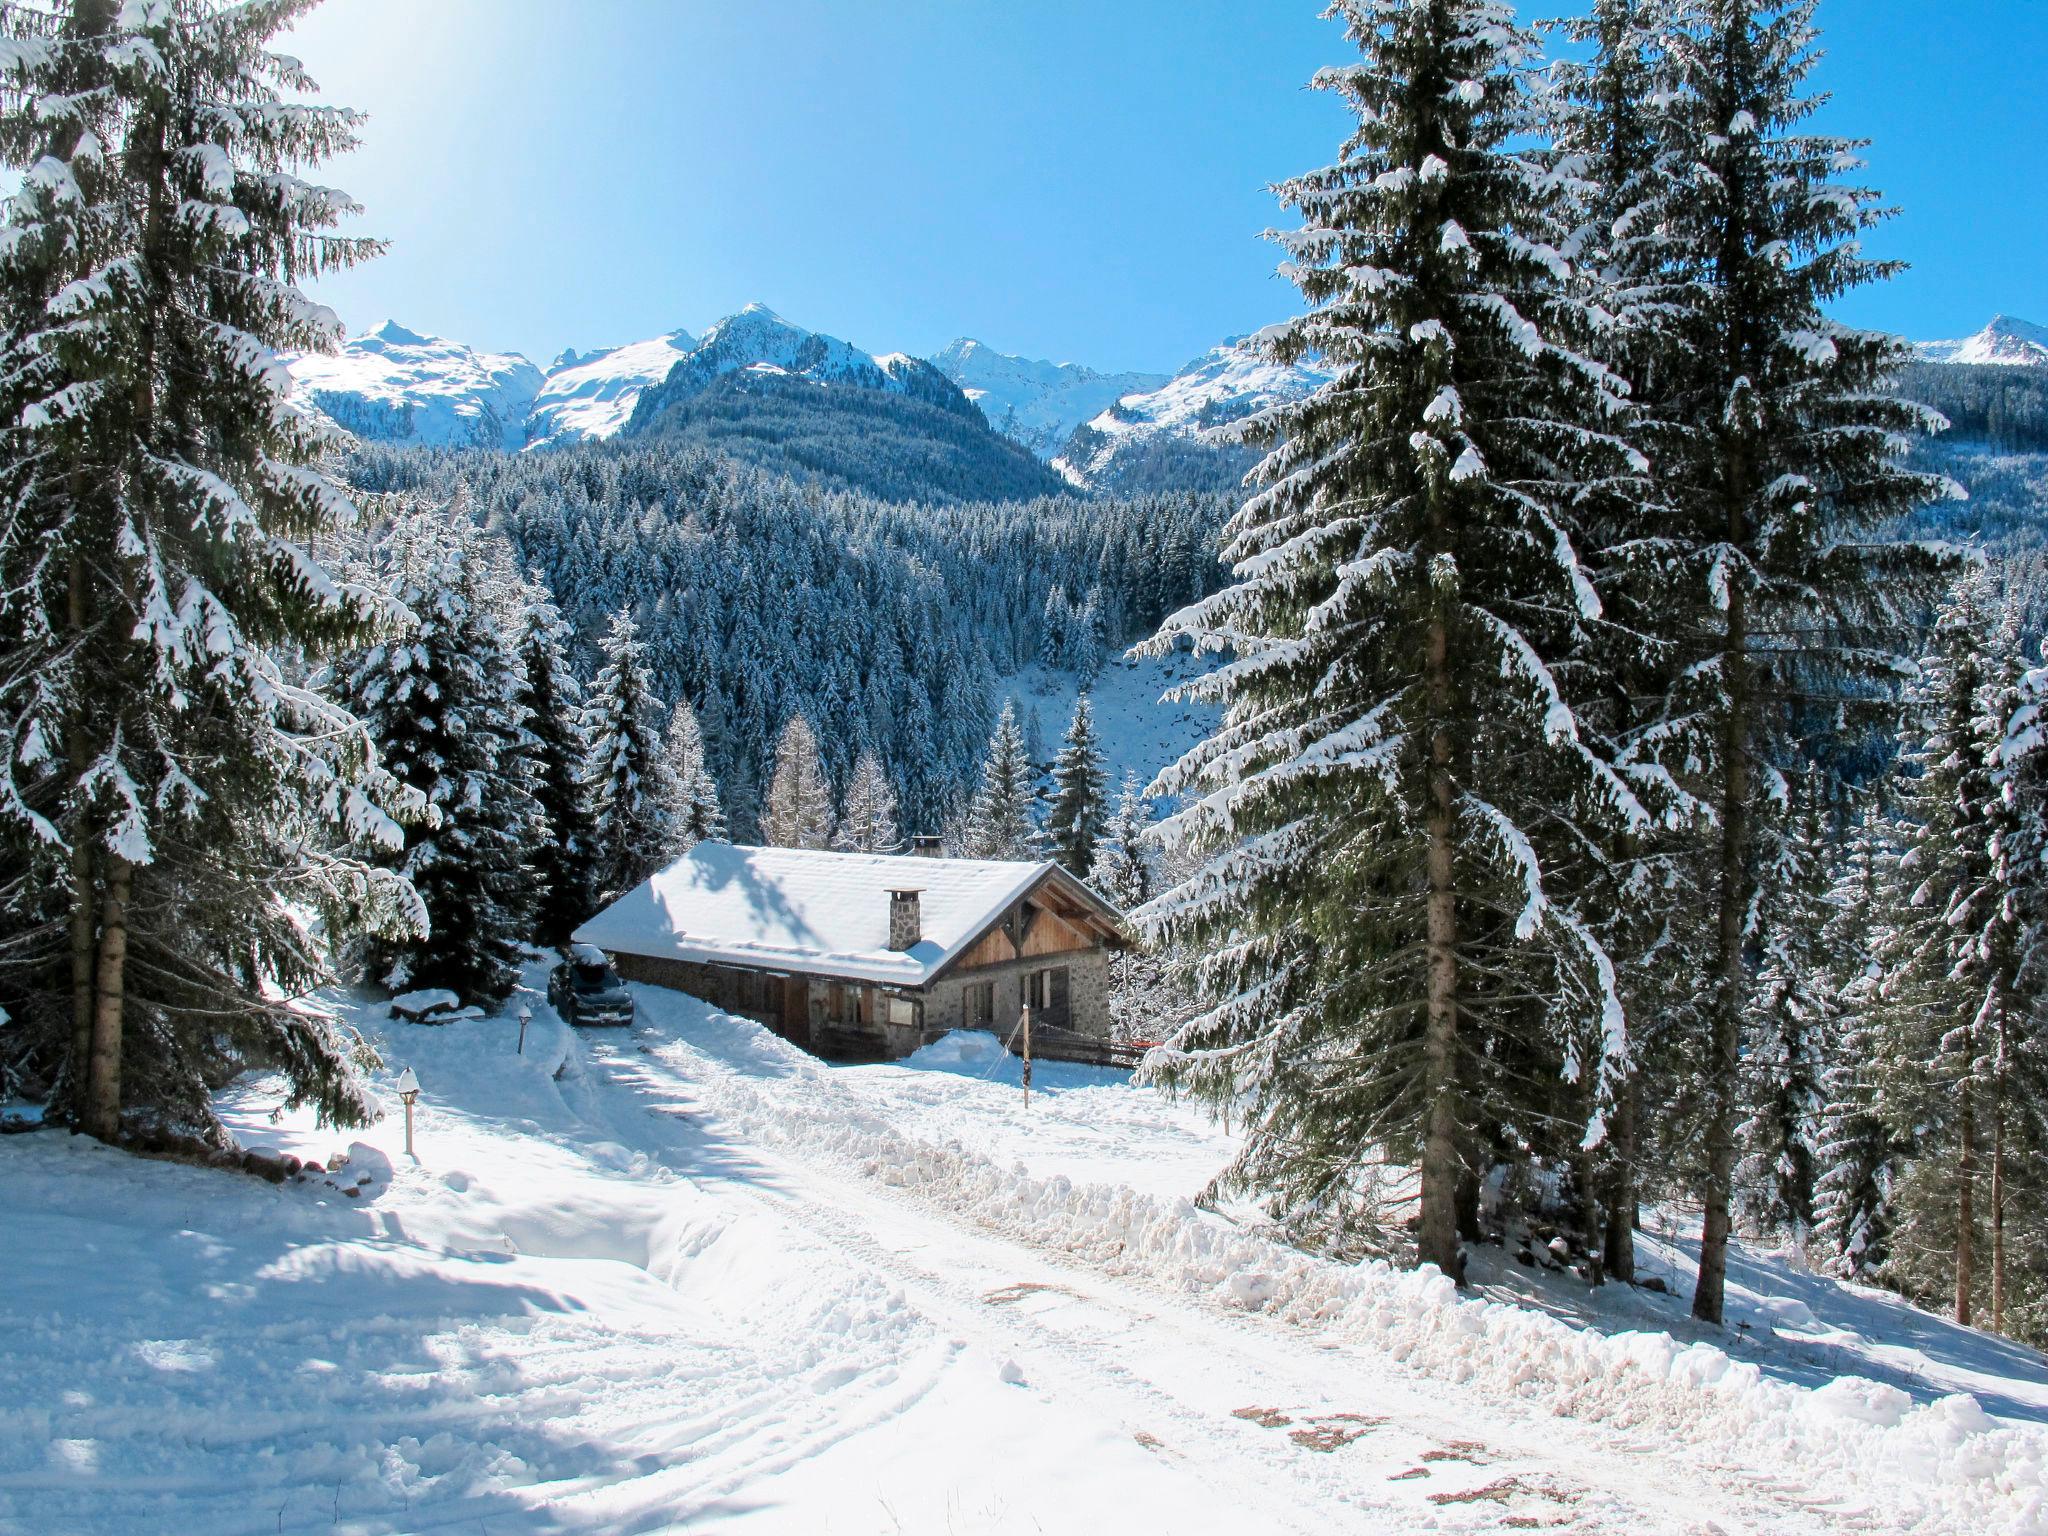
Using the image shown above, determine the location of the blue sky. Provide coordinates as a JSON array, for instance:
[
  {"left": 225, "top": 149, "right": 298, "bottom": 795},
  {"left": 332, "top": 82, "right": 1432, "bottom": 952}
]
[{"left": 283, "top": 0, "right": 2047, "bottom": 373}]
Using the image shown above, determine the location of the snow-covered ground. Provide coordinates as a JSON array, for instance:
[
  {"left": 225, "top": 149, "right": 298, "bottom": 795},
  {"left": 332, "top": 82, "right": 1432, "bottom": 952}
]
[
  {"left": 7, "top": 969, "right": 2048, "bottom": 1533},
  {"left": 998, "top": 649, "right": 1218, "bottom": 798}
]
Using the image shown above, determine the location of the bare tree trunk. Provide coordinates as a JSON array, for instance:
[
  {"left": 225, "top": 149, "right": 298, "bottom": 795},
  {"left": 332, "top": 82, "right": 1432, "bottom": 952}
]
[
  {"left": 1694, "top": 577, "right": 1749, "bottom": 1328},
  {"left": 1603, "top": 1073, "right": 1638, "bottom": 1285},
  {"left": 65, "top": 557, "right": 96, "bottom": 1110},
  {"left": 1992, "top": 1047, "right": 2007, "bottom": 1334},
  {"left": 1956, "top": 1073, "right": 1976, "bottom": 1327},
  {"left": 1418, "top": 613, "right": 1462, "bottom": 1278},
  {"left": 82, "top": 854, "right": 130, "bottom": 1141}
]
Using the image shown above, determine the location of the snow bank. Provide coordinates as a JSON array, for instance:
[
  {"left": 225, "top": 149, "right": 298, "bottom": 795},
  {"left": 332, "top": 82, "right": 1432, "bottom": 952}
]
[
  {"left": 659, "top": 1004, "right": 2048, "bottom": 1536},
  {"left": 899, "top": 1028, "right": 1130, "bottom": 1092}
]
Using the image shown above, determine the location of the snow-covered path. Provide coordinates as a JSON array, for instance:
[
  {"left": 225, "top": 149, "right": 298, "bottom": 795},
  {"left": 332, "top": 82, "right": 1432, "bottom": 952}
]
[
  {"left": 4, "top": 974, "right": 2043, "bottom": 1533},
  {"left": 573, "top": 1017, "right": 1771, "bottom": 1534}
]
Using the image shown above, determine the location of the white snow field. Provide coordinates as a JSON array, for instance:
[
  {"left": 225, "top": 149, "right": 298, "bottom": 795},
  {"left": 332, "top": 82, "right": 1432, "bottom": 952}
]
[{"left": 7, "top": 973, "right": 2048, "bottom": 1535}]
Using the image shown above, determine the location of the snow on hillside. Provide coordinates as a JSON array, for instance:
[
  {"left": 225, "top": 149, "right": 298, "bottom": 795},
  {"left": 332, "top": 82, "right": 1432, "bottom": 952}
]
[
  {"left": 9, "top": 971, "right": 2048, "bottom": 1534},
  {"left": 1918, "top": 315, "right": 2048, "bottom": 367},
  {"left": 931, "top": 337, "right": 1171, "bottom": 457},
  {"left": 996, "top": 648, "right": 1218, "bottom": 797},
  {"left": 523, "top": 328, "right": 697, "bottom": 449},
  {"left": 283, "top": 320, "right": 545, "bottom": 450},
  {"left": 1053, "top": 336, "right": 1328, "bottom": 489}
]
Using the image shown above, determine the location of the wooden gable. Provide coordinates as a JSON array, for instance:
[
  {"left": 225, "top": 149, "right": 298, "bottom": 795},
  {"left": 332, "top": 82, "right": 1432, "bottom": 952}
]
[{"left": 941, "top": 868, "right": 1130, "bottom": 978}]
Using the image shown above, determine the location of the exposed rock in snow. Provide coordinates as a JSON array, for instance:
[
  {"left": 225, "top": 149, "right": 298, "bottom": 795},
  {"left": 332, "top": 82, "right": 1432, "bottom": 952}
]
[
  {"left": 282, "top": 320, "right": 544, "bottom": 450},
  {"left": 1917, "top": 315, "right": 2048, "bottom": 367},
  {"left": 930, "top": 337, "right": 1171, "bottom": 457}
]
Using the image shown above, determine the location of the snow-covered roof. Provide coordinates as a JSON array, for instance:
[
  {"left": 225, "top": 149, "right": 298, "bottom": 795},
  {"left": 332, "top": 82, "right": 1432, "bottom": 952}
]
[{"left": 574, "top": 843, "right": 1115, "bottom": 988}]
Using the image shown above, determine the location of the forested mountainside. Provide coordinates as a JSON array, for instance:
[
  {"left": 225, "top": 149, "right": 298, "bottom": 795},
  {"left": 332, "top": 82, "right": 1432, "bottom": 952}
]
[
  {"left": 342, "top": 443, "right": 1226, "bottom": 838},
  {"left": 1897, "top": 363, "right": 2048, "bottom": 549},
  {"left": 620, "top": 366, "right": 1066, "bottom": 503}
]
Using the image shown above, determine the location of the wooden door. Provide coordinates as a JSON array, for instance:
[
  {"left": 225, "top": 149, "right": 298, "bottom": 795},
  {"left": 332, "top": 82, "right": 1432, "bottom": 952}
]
[{"left": 781, "top": 976, "right": 811, "bottom": 1049}]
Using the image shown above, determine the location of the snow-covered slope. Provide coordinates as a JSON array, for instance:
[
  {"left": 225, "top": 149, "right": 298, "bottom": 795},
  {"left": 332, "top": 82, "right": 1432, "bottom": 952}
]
[
  {"left": 284, "top": 321, "right": 545, "bottom": 450},
  {"left": 1918, "top": 315, "right": 2048, "bottom": 367},
  {"left": 523, "top": 328, "right": 696, "bottom": 449},
  {"left": 930, "top": 338, "right": 1171, "bottom": 457},
  {"left": 1053, "top": 336, "right": 1328, "bottom": 492}
]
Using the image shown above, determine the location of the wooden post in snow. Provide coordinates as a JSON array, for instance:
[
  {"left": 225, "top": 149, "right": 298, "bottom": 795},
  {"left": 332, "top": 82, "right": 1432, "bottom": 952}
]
[{"left": 1021, "top": 1003, "right": 1033, "bottom": 1110}]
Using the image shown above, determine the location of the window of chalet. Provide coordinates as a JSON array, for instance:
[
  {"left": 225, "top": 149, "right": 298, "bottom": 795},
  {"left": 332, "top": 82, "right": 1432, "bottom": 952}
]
[
  {"left": 967, "top": 980, "right": 996, "bottom": 1026},
  {"left": 1026, "top": 966, "right": 1070, "bottom": 1024}
]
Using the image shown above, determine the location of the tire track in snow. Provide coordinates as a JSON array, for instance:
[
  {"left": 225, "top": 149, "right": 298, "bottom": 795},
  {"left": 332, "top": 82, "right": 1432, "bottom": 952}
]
[{"left": 570, "top": 1013, "right": 1851, "bottom": 1535}]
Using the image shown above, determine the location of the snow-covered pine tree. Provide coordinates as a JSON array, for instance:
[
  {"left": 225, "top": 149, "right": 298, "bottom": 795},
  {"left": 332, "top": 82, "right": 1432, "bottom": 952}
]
[
  {"left": 1882, "top": 575, "right": 2011, "bottom": 1325},
  {"left": 1812, "top": 806, "right": 1902, "bottom": 1279},
  {"left": 584, "top": 610, "right": 678, "bottom": 901},
  {"left": 0, "top": 0, "right": 419, "bottom": 1143},
  {"left": 961, "top": 701, "right": 1041, "bottom": 860},
  {"left": 834, "top": 747, "right": 900, "bottom": 853},
  {"left": 1545, "top": 0, "right": 1715, "bottom": 1288},
  {"left": 1988, "top": 635, "right": 2048, "bottom": 1336},
  {"left": 515, "top": 581, "right": 600, "bottom": 945},
  {"left": 762, "top": 714, "right": 834, "bottom": 849},
  {"left": 1139, "top": 0, "right": 1649, "bottom": 1274},
  {"left": 1045, "top": 695, "right": 1107, "bottom": 878},
  {"left": 1089, "top": 772, "right": 1155, "bottom": 911},
  {"left": 657, "top": 697, "right": 726, "bottom": 852},
  {"left": 1734, "top": 770, "right": 1832, "bottom": 1237},
  {"left": 1582, "top": 0, "right": 1957, "bottom": 1325},
  {"left": 336, "top": 512, "right": 542, "bottom": 1006}
]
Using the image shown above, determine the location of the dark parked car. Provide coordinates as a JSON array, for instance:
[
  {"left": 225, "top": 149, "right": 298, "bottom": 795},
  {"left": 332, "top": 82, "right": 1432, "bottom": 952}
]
[{"left": 549, "top": 943, "right": 635, "bottom": 1027}]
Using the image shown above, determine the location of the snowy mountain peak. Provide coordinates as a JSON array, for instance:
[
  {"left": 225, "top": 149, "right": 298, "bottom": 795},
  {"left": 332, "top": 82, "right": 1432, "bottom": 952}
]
[
  {"left": 284, "top": 323, "right": 544, "bottom": 451},
  {"left": 1917, "top": 314, "right": 2048, "bottom": 367},
  {"left": 358, "top": 318, "right": 431, "bottom": 348},
  {"left": 930, "top": 338, "right": 1173, "bottom": 458},
  {"left": 623, "top": 306, "right": 977, "bottom": 435}
]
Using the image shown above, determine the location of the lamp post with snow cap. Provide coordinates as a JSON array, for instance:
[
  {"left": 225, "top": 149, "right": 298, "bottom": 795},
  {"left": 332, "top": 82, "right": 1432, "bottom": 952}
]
[
  {"left": 517, "top": 1004, "right": 531, "bottom": 1056},
  {"left": 395, "top": 1066, "right": 420, "bottom": 1158}
]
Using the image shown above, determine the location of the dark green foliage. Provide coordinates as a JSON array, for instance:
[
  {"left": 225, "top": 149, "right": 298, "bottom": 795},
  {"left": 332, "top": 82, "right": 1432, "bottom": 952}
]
[
  {"left": 516, "top": 587, "right": 601, "bottom": 945},
  {"left": 337, "top": 515, "right": 543, "bottom": 1007}
]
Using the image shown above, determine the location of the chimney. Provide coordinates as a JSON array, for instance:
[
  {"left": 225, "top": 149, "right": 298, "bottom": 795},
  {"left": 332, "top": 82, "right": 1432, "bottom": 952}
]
[
  {"left": 887, "top": 888, "right": 923, "bottom": 951},
  {"left": 911, "top": 835, "right": 944, "bottom": 858}
]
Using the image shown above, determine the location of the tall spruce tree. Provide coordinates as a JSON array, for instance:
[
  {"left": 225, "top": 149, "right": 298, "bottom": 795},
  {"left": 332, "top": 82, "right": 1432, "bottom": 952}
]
[
  {"left": 658, "top": 697, "right": 726, "bottom": 851},
  {"left": 961, "top": 701, "right": 1040, "bottom": 860},
  {"left": 1046, "top": 695, "right": 1108, "bottom": 878},
  {"left": 1090, "top": 772, "right": 1155, "bottom": 911},
  {"left": 515, "top": 582, "right": 599, "bottom": 945},
  {"left": 584, "top": 610, "right": 676, "bottom": 901},
  {"left": 762, "top": 714, "right": 833, "bottom": 849},
  {"left": 1578, "top": 0, "right": 1955, "bottom": 1324},
  {"left": 1882, "top": 575, "right": 2012, "bottom": 1325},
  {"left": 834, "top": 747, "right": 900, "bottom": 853},
  {"left": 337, "top": 514, "right": 542, "bottom": 1006},
  {"left": 1734, "top": 771, "right": 1831, "bottom": 1236},
  {"left": 1987, "top": 639, "right": 2048, "bottom": 1335},
  {"left": 1812, "top": 807, "right": 1901, "bottom": 1278},
  {"left": 0, "top": 0, "right": 418, "bottom": 1142},
  {"left": 1140, "top": 0, "right": 1650, "bottom": 1273},
  {"left": 1546, "top": 0, "right": 1714, "bottom": 1289}
]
